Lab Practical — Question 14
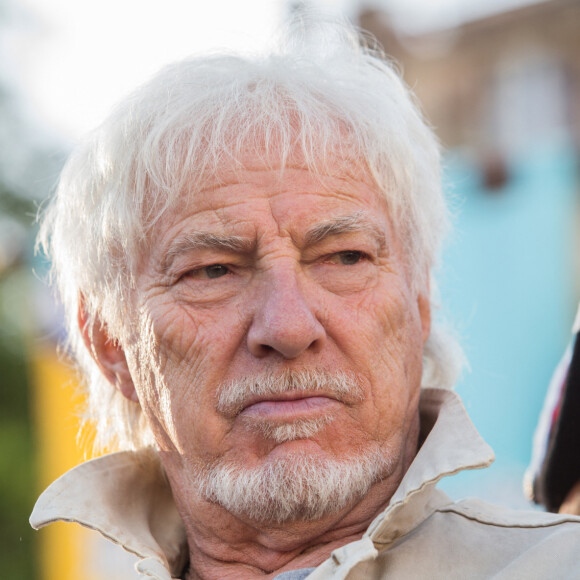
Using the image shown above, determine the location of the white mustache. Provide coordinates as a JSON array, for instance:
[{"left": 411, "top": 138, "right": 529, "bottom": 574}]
[{"left": 216, "top": 368, "right": 365, "bottom": 416}]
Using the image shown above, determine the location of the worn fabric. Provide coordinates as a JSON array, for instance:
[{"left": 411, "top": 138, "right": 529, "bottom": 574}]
[
  {"left": 30, "top": 388, "right": 580, "bottom": 579},
  {"left": 274, "top": 569, "right": 316, "bottom": 580}
]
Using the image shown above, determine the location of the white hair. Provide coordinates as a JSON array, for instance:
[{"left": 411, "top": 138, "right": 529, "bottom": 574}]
[{"left": 38, "top": 20, "right": 463, "bottom": 453}]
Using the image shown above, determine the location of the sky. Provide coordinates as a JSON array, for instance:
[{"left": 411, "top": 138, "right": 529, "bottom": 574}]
[{"left": 5, "top": 0, "right": 542, "bottom": 142}]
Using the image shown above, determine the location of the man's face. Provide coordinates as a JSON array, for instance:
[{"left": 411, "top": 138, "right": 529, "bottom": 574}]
[{"left": 124, "top": 156, "right": 430, "bottom": 522}]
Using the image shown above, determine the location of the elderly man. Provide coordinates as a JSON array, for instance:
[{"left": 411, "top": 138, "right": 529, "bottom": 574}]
[{"left": 31, "top": 24, "right": 580, "bottom": 580}]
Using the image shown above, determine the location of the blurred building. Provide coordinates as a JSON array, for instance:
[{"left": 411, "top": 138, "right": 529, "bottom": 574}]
[
  {"left": 359, "top": 0, "right": 580, "bottom": 506},
  {"left": 359, "top": 0, "right": 580, "bottom": 157}
]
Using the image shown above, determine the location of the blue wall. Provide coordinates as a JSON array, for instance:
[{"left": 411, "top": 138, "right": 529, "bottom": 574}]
[{"left": 437, "top": 142, "right": 578, "bottom": 507}]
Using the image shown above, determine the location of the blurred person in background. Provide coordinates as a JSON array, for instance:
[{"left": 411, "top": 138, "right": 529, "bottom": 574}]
[
  {"left": 30, "top": 21, "right": 580, "bottom": 580},
  {"left": 527, "top": 304, "right": 580, "bottom": 516}
]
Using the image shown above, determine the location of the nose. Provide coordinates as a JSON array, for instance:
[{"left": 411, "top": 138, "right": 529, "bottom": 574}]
[{"left": 247, "top": 269, "right": 326, "bottom": 359}]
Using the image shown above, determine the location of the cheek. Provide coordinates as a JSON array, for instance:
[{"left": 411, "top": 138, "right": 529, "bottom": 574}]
[
  {"left": 128, "top": 299, "right": 245, "bottom": 454},
  {"left": 331, "top": 274, "right": 422, "bottom": 364},
  {"left": 142, "top": 297, "right": 243, "bottom": 377},
  {"left": 327, "top": 276, "right": 424, "bottom": 433},
  {"left": 366, "top": 283, "right": 425, "bottom": 397}
]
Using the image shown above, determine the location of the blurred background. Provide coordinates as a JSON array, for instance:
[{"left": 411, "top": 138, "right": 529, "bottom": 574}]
[{"left": 1, "top": 0, "right": 578, "bottom": 577}]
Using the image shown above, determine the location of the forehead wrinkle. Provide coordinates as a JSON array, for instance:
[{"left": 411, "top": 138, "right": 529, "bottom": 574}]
[
  {"left": 304, "top": 211, "right": 387, "bottom": 250},
  {"left": 162, "top": 232, "right": 255, "bottom": 273}
]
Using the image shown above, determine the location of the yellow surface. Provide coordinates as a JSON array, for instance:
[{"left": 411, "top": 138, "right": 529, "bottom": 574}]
[{"left": 30, "top": 344, "right": 98, "bottom": 580}]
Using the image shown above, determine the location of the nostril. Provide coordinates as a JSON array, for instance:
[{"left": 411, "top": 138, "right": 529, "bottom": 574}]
[
  {"left": 308, "top": 336, "right": 324, "bottom": 355},
  {"left": 246, "top": 277, "right": 327, "bottom": 359},
  {"left": 247, "top": 322, "right": 325, "bottom": 360},
  {"left": 254, "top": 343, "right": 274, "bottom": 357}
]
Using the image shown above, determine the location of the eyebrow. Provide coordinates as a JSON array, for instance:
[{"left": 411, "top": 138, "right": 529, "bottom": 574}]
[
  {"left": 304, "top": 212, "right": 387, "bottom": 249},
  {"left": 162, "top": 213, "right": 387, "bottom": 272},
  {"left": 162, "top": 232, "right": 254, "bottom": 273}
]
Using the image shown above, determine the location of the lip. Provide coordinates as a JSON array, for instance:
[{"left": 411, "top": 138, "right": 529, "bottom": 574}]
[{"left": 239, "top": 395, "right": 339, "bottom": 420}]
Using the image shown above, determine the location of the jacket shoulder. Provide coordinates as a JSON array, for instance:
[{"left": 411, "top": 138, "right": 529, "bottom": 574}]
[{"left": 437, "top": 497, "right": 580, "bottom": 529}]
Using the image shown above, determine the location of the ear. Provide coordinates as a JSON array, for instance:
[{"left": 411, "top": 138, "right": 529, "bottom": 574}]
[
  {"left": 417, "top": 277, "right": 431, "bottom": 345},
  {"left": 78, "top": 300, "right": 139, "bottom": 403}
]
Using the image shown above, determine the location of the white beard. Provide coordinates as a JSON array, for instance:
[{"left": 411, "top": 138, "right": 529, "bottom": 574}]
[
  {"left": 195, "top": 444, "right": 393, "bottom": 524},
  {"left": 241, "top": 414, "right": 334, "bottom": 443},
  {"left": 216, "top": 368, "right": 364, "bottom": 415},
  {"left": 192, "top": 368, "right": 394, "bottom": 523}
]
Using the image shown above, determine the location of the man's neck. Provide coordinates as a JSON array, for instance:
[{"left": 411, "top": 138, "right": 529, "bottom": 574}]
[
  {"left": 180, "top": 472, "right": 403, "bottom": 580},
  {"left": 171, "top": 412, "right": 422, "bottom": 579}
]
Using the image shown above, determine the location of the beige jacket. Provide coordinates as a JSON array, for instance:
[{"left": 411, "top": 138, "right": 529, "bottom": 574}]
[{"left": 30, "top": 389, "right": 580, "bottom": 579}]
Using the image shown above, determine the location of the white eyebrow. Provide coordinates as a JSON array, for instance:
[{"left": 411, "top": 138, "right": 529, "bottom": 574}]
[
  {"left": 162, "top": 232, "right": 254, "bottom": 273},
  {"left": 304, "top": 212, "right": 387, "bottom": 249},
  {"left": 162, "top": 213, "right": 386, "bottom": 272}
]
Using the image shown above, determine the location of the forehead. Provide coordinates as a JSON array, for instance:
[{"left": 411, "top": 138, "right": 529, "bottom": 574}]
[{"left": 155, "top": 155, "right": 390, "bottom": 239}]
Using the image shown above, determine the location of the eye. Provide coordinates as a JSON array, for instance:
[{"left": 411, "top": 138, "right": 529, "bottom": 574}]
[
  {"left": 183, "top": 264, "right": 230, "bottom": 280},
  {"left": 334, "top": 251, "right": 363, "bottom": 265},
  {"left": 204, "top": 264, "right": 229, "bottom": 279}
]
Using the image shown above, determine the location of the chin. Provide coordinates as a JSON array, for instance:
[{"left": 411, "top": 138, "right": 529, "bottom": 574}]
[{"left": 195, "top": 443, "right": 394, "bottom": 524}]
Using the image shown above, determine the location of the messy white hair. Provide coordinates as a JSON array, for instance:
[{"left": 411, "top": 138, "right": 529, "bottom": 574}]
[{"left": 38, "top": 20, "right": 462, "bottom": 453}]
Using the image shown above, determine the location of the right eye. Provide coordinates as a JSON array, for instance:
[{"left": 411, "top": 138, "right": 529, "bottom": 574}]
[{"left": 183, "top": 264, "right": 231, "bottom": 280}]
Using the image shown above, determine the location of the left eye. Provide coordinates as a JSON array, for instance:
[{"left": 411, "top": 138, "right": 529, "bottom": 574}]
[
  {"left": 335, "top": 251, "right": 362, "bottom": 265},
  {"left": 204, "top": 264, "right": 229, "bottom": 278}
]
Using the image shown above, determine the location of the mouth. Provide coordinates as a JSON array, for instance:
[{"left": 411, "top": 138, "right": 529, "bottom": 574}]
[
  {"left": 239, "top": 394, "right": 339, "bottom": 421},
  {"left": 215, "top": 369, "right": 364, "bottom": 419}
]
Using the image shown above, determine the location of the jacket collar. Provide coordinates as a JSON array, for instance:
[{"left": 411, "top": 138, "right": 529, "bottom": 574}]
[
  {"left": 30, "top": 448, "right": 188, "bottom": 578},
  {"left": 30, "top": 388, "right": 494, "bottom": 578},
  {"left": 365, "top": 387, "right": 494, "bottom": 544}
]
